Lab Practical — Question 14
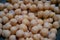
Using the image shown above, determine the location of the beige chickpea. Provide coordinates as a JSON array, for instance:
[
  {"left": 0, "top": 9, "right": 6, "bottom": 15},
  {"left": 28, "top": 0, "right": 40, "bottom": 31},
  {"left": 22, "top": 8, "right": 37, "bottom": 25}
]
[
  {"left": 23, "top": 15, "right": 29, "bottom": 19},
  {"left": 0, "top": 29, "right": 2, "bottom": 36},
  {"left": 19, "top": 24, "right": 27, "bottom": 31},
  {"left": 18, "top": 1, "right": 23, "bottom": 5},
  {"left": 50, "top": 4, "right": 55, "bottom": 10},
  {"left": 44, "top": 22, "right": 52, "bottom": 29},
  {"left": 53, "top": 21, "right": 59, "bottom": 28},
  {"left": 0, "top": 11, "right": 5, "bottom": 17},
  {"left": 20, "top": 4, "right": 27, "bottom": 10},
  {"left": 3, "top": 9, "right": 8, "bottom": 13},
  {"left": 37, "top": 4, "right": 44, "bottom": 10},
  {"left": 21, "top": 10, "right": 27, "bottom": 15},
  {"left": 0, "top": 3, "right": 4, "bottom": 10},
  {"left": 24, "top": 32, "right": 31, "bottom": 38},
  {"left": 40, "top": 28, "right": 49, "bottom": 37},
  {"left": 49, "top": 12, "right": 55, "bottom": 17},
  {"left": 10, "top": 27, "right": 18, "bottom": 34},
  {"left": 22, "top": 18, "right": 30, "bottom": 26},
  {"left": 11, "top": 0, "right": 19, "bottom": 4},
  {"left": 3, "top": 23, "right": 12, "bottom": 30},
  {"left": 51, "top": 0, "right": 56, "bottom": 4},
  {"left": 48, "top": 33, "right": 56, "bottom": 40},
  {"left": 16, "top": 30, "right": 24, "bottom": 37},
  {"left": 41, "top": 0, "right": 47, "bottom": 3},
  {"left": 2, "top": 16, "right": 9, "bottom": 24},
  {"left": 0, "top": 23, "right": 2, "bottom": 29},
  {"left": 9, "top": 35, "right": 16, "bottom": 40},
  {"left": 31, "top": 19, "right": 38, "bottom": 26},
  {"left": 54, "top": 7, "right": 60, "bottom": 14},
  {"left": 26, "top": 3, "right": 31, "bottom": 9},
  {"left": 29, "top": 4, "right": 37, "bottom": 12},
  {"left": 2, "top": 30, "right": 11, "bottom": 38},
  {"left": 38, "top": 1, "right": 43, "bottom": 4},
  {"left": 23, "top": 0, "right": 29, "bottom": 4},
  {"left": 0, "top": 18, "right": 2, "bottom": 23},
  {"left": 6, "top": 13, "right": 13, "bottom": 19},
  {"left": 26, "top": 37, "right": 33, "bottom": 40},
  {"left": 50, "top": 28, "right": 57, "bottom": 34},
  {"left": 7, "top": 4, "right": 13, "bottom": 10},
  {"left": 34, "top": 0, "right": 38, "bottom": 4},
  {"left": 38, "top": 11, "right": 43, "bottom": 18},
  {"left": 15, "top": 9, "right": 21, "bottom": 15},
  {"left": 13, "top": 3, "right": 19, "bottom": 9},
  {"left": 10, "top": 18, "right": 17, "bottom": 26},
  {"left": 33, "top": 34, "right": 41, "bottom": 40},
  {"left": 18, "top": 38, "right": 25, "bottom": 40}
]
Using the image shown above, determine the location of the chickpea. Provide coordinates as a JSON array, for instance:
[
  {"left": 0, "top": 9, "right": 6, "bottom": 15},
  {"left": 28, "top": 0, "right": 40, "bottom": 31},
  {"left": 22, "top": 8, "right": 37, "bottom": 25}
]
[
  {"left": 40, "top": 28, "right": 49, "bottom": 37},
  {"left": 50, "top": 28, "right": 57, "bottom": 34},
  {"left": 0, "top": 18, "right": 2, "bottom": 23},
  {"left": 0, "top": 29, "right": 2, "bottom": 36},
  {"left": 33, "top": 34, "right": 41, "bottom": 40},
  {"left": 6, "top": 13, "right": 13, "bottom": 19},
  {"left": 22, "top": 18, "right": 30, "bottom": 26},
  {"left": 9, "top": 35, "right": 16, "bottom": 40},
  {"left": 51, "top": 0, "right": 56, "bottom": 4},
  {"left": 3, "top": 9, "right": 8, "bottom": 13},
  {"left": 38, "top": 11, "right": 43, "bottom": 18},
  {"left": 18, "top": 38, "right": 25, "bottom": 40},
  {"left": 2, "top": 16, "right": 9, "bottom": 24},
  {"left": 38, "top": 1, "right": 43, "bottom": 4},
  {"left": 53, "top": 21, "right": 59, "bottom": 28},
  {"left": 26, "top": 3, "right": 31, "bottom": 9},
  {"left": 0, "top": 3, "right": 4, "bottom": 10},
  {"left": 15, "top": 9, "right": 21, "bottom": 15},
  {"left": 10, "top": 27, "right": 18, "bottom": 34},
  {"left": 26, "top": 37, "right": 33, "bottom": 40},
  {"left": 49, "top": 12, "right": 55, "bottom": 17},
  {"left": 19, "top": 24, "right": 27, "bottom": 32},
  {"left": 0, "top": 23, "right": 2, "bottom": 29},
  {"left": 21, "top": 10, "right": 27, "bottom": 15},
  {"left": 41, "top": 0, "right": 47, "bottom": 3},
  {"left": 2, "top": 30, "right": 11, "bottom": 38},
  {"left": 11, "top": 0, "right": 19, "bottom": 4},
  {"left": 23, "top": 0, "right": 29, "bottom": 4},
  {"left": 34, "top": 0, "right": 38, "bottom": 4},
  {"left": 23, "top": 15, "right": 29, "bottom": 19},
  {"left": 10, "top": 19, "right": 17, "bottom": 26},
  {"left": 50, "top": 4, "right": 55, "bottom": 10},
  {"left": 13, "top": 3, "right": 19, "bottom": 9},
  {"left": 16, "top": 30, "right": 24, "bottom": 37},
  {"left": 9, "top": 10, "right": 15, "bottom": 15},
  {"left": 18, "top": 1, "right": 23, "bottom": 5},
  {"left": 0, "top": 11, "right": 5, "bottom": 17},
  {"left": 3, "top": 23, "right": 12, "bottom": 30}
]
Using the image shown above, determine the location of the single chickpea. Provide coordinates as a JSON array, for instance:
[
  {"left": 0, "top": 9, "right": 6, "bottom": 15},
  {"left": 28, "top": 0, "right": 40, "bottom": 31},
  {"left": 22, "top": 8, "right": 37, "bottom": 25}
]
[
  {"left": 0, "top": 11, "right": 5, "bottom": 17},
  {"left": 0, "top": 3, "right": 4, "bottom": 10},
  {"left": 20, "top": 4, "right": 27, "bottom": 10},
  {"left": 18, "top": 1, "right": 23, "bottom": 5},
  {"left": 38, "top": 11, "right": 43, "bottom": 18},
  {"left": 18, "top": 38, "right": 25, "bottom": 40},
  {"left": 19, "top": 24, "right": 28, "bottom": 32},
  {"left": 51, "top": 0, "right": 56, "bottom": 4},
  {"left": 9, "top": 10, "right": 15, "bottom": 15},
  {"left": 34, "top": 0, "right": 38, "bottom": 4},
  {"left": 10, "top": 19, "right": 17, "bottom": 26},
  {"left": 43, "top": 38, "right": 49, "bottom": 40},
  {"left": 48, "top": 33, "right": 56, "bottom": 40},
  {"left": 9, "top": 35, "right": 16, "bottom": 40},
  {"left": 53, "top": 21, "right": 59, "bottom": 28},
  {"left": 24, "top": 32, "right": 31, "bottom": 38},
  {"left": 6, "top": 13, "right": 13, "bottom": 19},
  {"left": 3, "top": 23, "right": 12, "bottom": 30},
  {"left": 41, "top": 0, "right": 47, "bottom": 3},
  {"left": 7, "top": 4, "right": 13, "bottom": 10},
  {"left": 13, "top": 3, "right": 19, "bottom": 9},
  {"left": 50, "top": 28, "right": 57, "bottom": 34},
  {"left": 26, "top": 37, "right": 33, "bottom": 40},
  {"left": 21, "top": 10, "right": 27, "bottom": 15},
  {"left": 2, "top": 30, "right": 11, "bottom": 38},
  {"left": 23, "top": 0, "right": 29, "bottom": 4},
  {"left": 49, "top": 12, "right": 55, "bottom": 17},
  {"left": 3, "top": 8, "right": 8, "bottom": 13},
  {"left": 0, "top": 18, "right": 2, "bottom": 23},
  {"left": 10, "top": 27, "right": 18, "bottom": 34},
  {"left": 38, "top": 1, "right": 43, "bottom": 4},
  {"left": 0, "top": 29, "right": 2, "bottom": 36},
  {"left": 33, "top": 34, "right": 41, "bottom": 40},
  {"left": 26, "top": 3, "right": 31, "bottom": 9},
  {"left": 22, "top": 18, "right": 30, "bottom": 26},
  {"left": 2, "top": 16, "right": 9, "bottom": 24},
  {"left": 15, "top": 9, "right": 21, "bottom": 15},
  {"left": 40, "top": 28, "right": 49, "bottom": 37},
  {"left": 16, "top": 30, "right": 24, "bottom": 37},
  {"left": 23, "top": 15, "right": 29, "bottom": 19},
  {"left": 0, "top": 23, "right": 2, "bottom": 29},
  {"left": 50, "top": 4, "right": 55, "bottom": 10},
  {"left": 11, "top": 0, "right": 19, "bottom": 4}
]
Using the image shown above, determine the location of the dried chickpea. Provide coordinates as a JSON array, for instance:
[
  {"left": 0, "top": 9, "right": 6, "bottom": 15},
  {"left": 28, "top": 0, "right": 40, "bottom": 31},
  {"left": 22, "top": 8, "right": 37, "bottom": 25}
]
[
  {"left": 15, "top": 9, "right": 21, "bottom": 15},
  {"left": 9, "top": 10, "right": 15, "bottom": 15},
  {"left": 16, "top": 30, "right": 24, "bottom": 37},
  {"left": 43, "top": 38, "right": 49, "bottom": 40},
  {"left": 40, "top": 28, "right": 49, "bottom": 37},
  {"left": 26, "top": 3, "right": 31, "bottom": 9},
  {"left": 3, "top": 23, "right": 12, "bottom": 30},
  {"left": 21, "top": 10, "right": 27, "bottom": 15},
  {"left": 23, "top": 0, "right": 29, "bottom": 4},
  {"left": 34, "top": 0, "right": 38, "bottom": 4},
  {"left": 49, "top": 12, "right": 55, "bottom": 17},
  {"left": 18, "top": 38, "right": 25, "bottom": 40},
  {"left": 22, "top": 18, "right": 30, "bottom": 26},
  {"left": 26, "top": 37, "right": 33, "bottom": 40},
  {"left": 33, "top": 34, "right": 41, "bottom": 40},
  {"left": 10, "top": 19, "right": 17, "bottom": 26},
  {"left": 51, "top": 0, "right": 56, "bottom": 4},
  {"left": 6, "top": 13, "right": 13, "bottom": 19},
  {"left": 18, "top": 1, "right": 23, "bottom": 5},
  {"left": 0, "top": 3, "right": 4, "bottom": 10},
  {"left": 0, "top": 11, "right": 5, "bottom": 17},
  {"left": 9, "top": 35, "right": 16, "bottom": 40},
  {"left": 50, "top": 4, "right": 55, "bottom": 10},
  {"left": 38, "top": 1, "right": 43, "bottom": 4},
  {"left": 10, "top": 27, "right": 18, "bottom": 34},
  {"left": 11, "top": 0, "right": 19, "bottom": 4},
  {"left": 41, "top": 0, "right": 47, "bottom": 3},
  {"left": 2, "top": 30, "right": 11, "bottom": 38},
  {"left": 13, "top": 3, "right": 19, "bottom": 9},
  {"left": 50, "top": 28, "right": 57, "bottom": 34},
  {"left": 2, "top": 16, "right": 9, "bottom": 24},
  {"left": 3, "top": 9, "right": 8, "bottom": 13},
  {"left": 19, "top": 24, "right": 28, "bottom": 31},
  {"left": 0, "top": 29, "right": 2, "bottom": 36},
  {"left": 0, "top": 23, "right": 2, "bottom": 29},
  {"left": 53, "top": 21, "right": 59, "bottom": 28}
]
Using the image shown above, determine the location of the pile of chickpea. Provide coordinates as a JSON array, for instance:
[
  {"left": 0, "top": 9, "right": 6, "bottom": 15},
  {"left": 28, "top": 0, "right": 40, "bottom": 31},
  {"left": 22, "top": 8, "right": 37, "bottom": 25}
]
[{"left": 0, "top": 0, "right": 60, "bottom": 40}]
